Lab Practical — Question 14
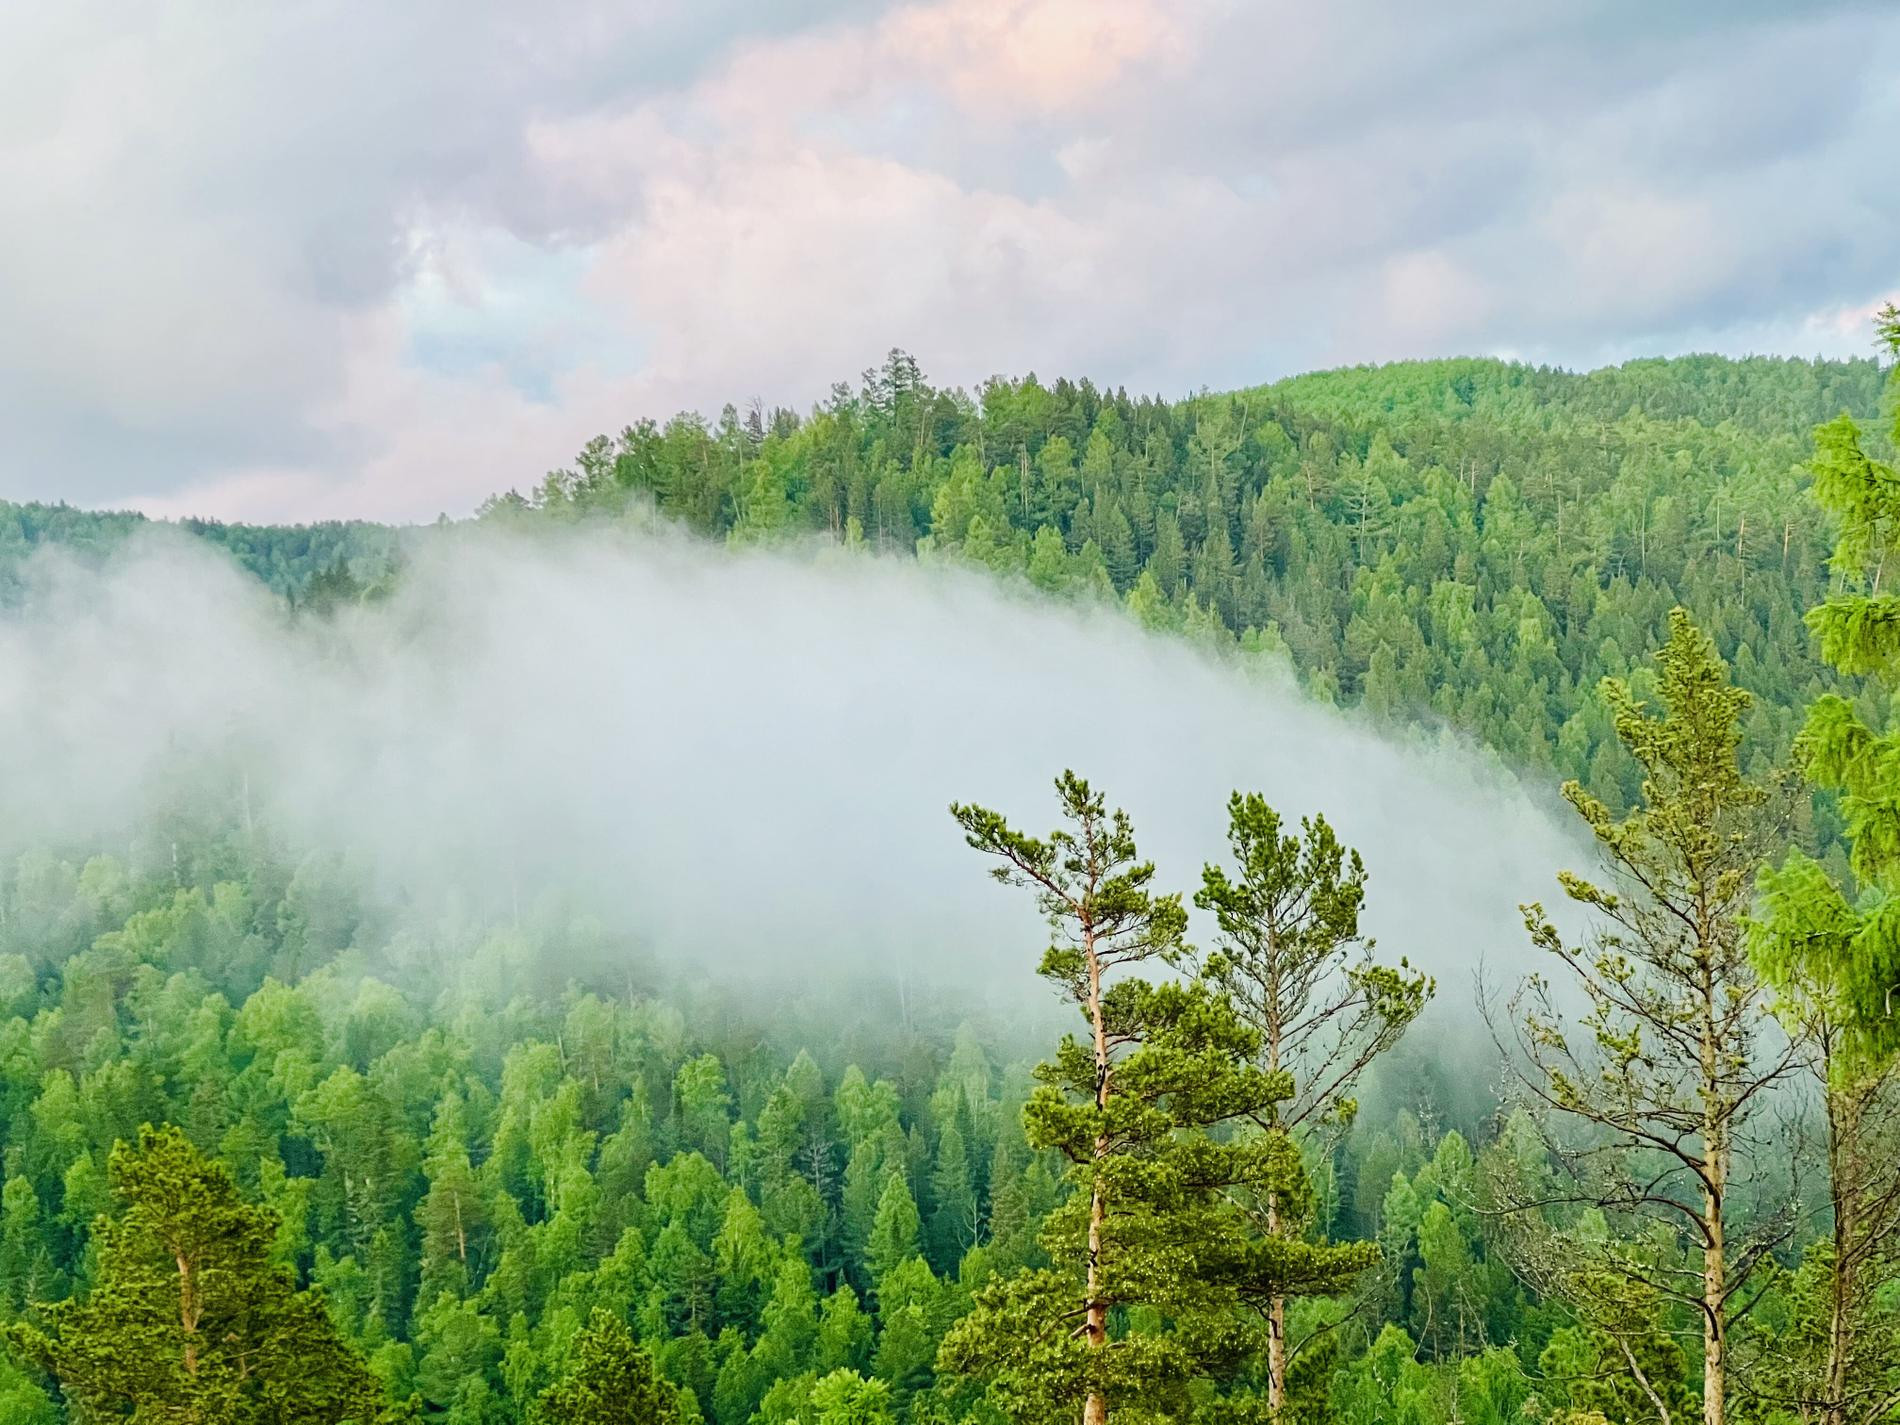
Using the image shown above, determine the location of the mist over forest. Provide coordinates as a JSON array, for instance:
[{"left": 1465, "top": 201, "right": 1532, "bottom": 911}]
[
  {"left": 3, "top": 341, "right": 1899, "bottom": 1425},
  {"left": 0, "top": 522, "right": 1579, "bottom": 1003}
]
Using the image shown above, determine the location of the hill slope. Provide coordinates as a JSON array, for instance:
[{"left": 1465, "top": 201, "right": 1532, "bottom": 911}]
[{"left": 6, "top": 352, "right": 1892, "bottom": 852}]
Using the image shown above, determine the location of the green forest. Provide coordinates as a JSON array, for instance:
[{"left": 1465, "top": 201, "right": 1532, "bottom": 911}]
[{"left": 3, "top": 329, "right": 1899, "bottom": 1425}]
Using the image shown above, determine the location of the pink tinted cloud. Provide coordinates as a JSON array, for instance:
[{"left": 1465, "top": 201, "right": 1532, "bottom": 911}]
[
  {"left": 884, "top": 0, "right": 1189, "bottom": 116},
  {"left": 689, "top": 0, "right": 1190, "bottom": 136},
  {"left": 94, "top": 1, "right": 1900, "bottom": 522}
]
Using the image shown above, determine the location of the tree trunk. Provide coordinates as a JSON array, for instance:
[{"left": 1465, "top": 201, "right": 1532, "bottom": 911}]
[
  {"left": 1823, "top": 1086, "right": 1857, "bottom": 1425},
  {"left": 1703, "top": 1180, "right": 1725, "bottom": 1425},
  {"left": 1825, "top": 1239, "right": 1850, "bottom": 1425},
  {"left": 1697, "top": 932, "right": 1727, "bottom": 1425},
  {"left": 1266, "top": 1193, "right": 1287, "bottom": 1421},
  {"left": 1700, "top": 983, "right": 1727, "bottom": 1425},
  {"left": 176, "top": 1249, "right": 201, "bottom": 1376},
  {"left": 1084, "top": 921, "right": 1110, "bottom": 1425},
  {"left": 1265, "top": 1004, "right": 1287, "bottom": 1421}
]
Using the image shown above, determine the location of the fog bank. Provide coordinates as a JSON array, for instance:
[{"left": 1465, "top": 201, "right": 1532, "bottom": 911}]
[{"left": 0, "top": 527, "right": 1587, "bottom": 1009}]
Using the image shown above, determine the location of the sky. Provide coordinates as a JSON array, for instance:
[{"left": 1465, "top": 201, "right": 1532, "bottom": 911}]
[{"left": 1, "top": 0, "right": 1895, "bottom": 524}]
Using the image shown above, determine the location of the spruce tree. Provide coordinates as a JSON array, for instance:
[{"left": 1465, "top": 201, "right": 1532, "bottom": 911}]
[
  {"left": 866, "top": 1172, "right": 922, "bottom": 1299},
  {"left": 1749, "top": 316, "right": 1900, "bottom": 1425},
  {"left": 1764, "top": 315, "right": 1900, "bottom": 1055}
]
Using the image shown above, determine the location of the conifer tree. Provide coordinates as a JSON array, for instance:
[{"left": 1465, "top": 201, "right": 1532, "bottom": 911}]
[
  {"left": 928, "top": 1117, "right": 978, "bottom": 1265},
  {"left": 1506, "top": 611, "right": 1796, "bottom": 1425},
  {"left": 1762, "top": 314, "right": 1900, "bottom": 1055},
  {"left": 4, "top": 1124, "right": 385, "bottom": 1425},
  {"left": 533, "top": 1306, "right": 683, "bottom": 1425},
  {"left": 942, "top": 773, "right": 1369, "bottom": 1425},
  {"left": 415, "top": 1094, "right": 488, "bottom": 1307},
  {"left": 1748, "top": 317, "right": 1900, "bottom": 1425},
  {"left": 1196, "top": 793, "right": 1431, "bottom": 1416},
  {"left": 866, "top": 1171, "right": 922, "bottom": 1298}
]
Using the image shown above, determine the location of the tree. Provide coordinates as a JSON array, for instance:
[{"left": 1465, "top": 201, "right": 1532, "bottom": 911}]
[
  {"left": 928, "top": 1117, "right": 978, "bottom": 1267},
  {"left": 533, "top": 1306, "right": 683, "bottom": 1425},
  {"left": 416, "top": 1094, "right": 488, "bottom": 1307},
  {"left": 1772, "top": 322, "right": 1900, "bottom": 1055},
  {"left": 1738, "top": 908, "right": 1900, "bottom": 1425},
  {"left": 942, "top": 773, "right": 1365, "bottom": 1425},
  {"left": 4, "top": 1124, "right": 384, "bottom": 1425},
  {"left": 866, "top": 1170, "right": 921, "bottom": 1297},
  {"left": 675, "top": 1055, "right": 734, "bottom": 1169},
  {"left": 1746, "top": 321, "right": 1900, "bottom": 1425},
  {"left": 1505, "top": 610, "right": 1796, "bottom": 1425},
  {"left": 806, "top": 1368, "right": 895, "bottom": 1425},
  {"left": 815, "top": 1286, "right": 874, "bottom": 1375},
  {"left": 0, "top": 1177, "right": 53, "bottom": 1316},
  {"left": 1195, "top": 792, "right": 1431, "bottom": 1415},
  {"left": 755, "top": 1368, "right": 894, "bottom": 1425},
  {"left": 1539, "top": 1300, "right": 1696, "bottom": 1425}
]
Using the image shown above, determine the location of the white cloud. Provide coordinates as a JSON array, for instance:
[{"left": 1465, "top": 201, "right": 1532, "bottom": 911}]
[{"left": 3, "top": 0, "right": 1896, "bottom": 519}]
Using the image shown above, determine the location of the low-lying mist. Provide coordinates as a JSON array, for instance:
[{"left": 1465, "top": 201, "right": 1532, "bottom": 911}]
[{"left": 0, "top": 525, "right": 1589, "bottom": 1022}]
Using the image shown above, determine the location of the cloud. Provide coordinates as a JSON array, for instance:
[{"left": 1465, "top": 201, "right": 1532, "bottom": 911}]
[
  {"left": 3, "top": 0, "right": 1896, "bottom": 518},
  {"left": 0, "top": 525, "right": 1589, "bottom": 1017}
]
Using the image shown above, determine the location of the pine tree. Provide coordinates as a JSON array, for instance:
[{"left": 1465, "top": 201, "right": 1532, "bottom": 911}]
[
  {"left": 1196, "top": 793, "right": 1431, "bottom": 1417},
  {"left": 1506, "top": 611, "right": 1796, "bottom": 1425},
  {"left": 415, "top": 1095, "right": 487, "bottom": 1307},
  {"left": 533, "top": 1307, "right": 683, "bottom": 1425},
  {"left": 4, "top": 1124, "right": 384, "bottom": 1425},
  {"left": 942, "top": 773, "right": 1369, "bottom": 1425}
]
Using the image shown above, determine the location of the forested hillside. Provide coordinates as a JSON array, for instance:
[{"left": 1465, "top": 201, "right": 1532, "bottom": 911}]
[
  {"left": 8, "top": 352, "right": 1889, "bottom": 840},
  {"left": 0, "top": 503, "right": 402, "bottom": 605},
  {"left": 497, "top": 353, "right": 1887, "bottom": 846},
  {"left": 0, "top": 811, "right": 1546, "bottom": 1425},
  {"left": 3, "top": 345, "right": 1898, "bottom": 1425}
]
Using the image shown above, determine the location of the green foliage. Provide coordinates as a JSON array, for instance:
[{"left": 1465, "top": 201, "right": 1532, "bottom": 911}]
[
  {"left": 1745, "top": 337, "right": 1900, "bottom": 1423},
  {"left": 4, "top": 1124, "right": 383, "bottom": 1425},
  {"left": 1536, "top": 1311, "right": 1694, "bottom": 1425},
  {"left": 943, "top": 776, "right": 1394, "bottom": 1423},
  {"left": 7, "top": 346, "right": 1900, "bottom": 1423},
  {"left": 1763, "top": 347, "right": 1900, "bottom": 1053},
  {"left": 0, "top": 501, "right": 402, "bottom": 608},
  {"left": 533, "top": 1307, "right": 684, "bottom": 1425},
  {"left": 10, "top": 352, "right": 1888, "bottom": 852},
  {"left": 0, "top": 662, "right": 1810, "bottom": 1425},
  {"left": 1512, "top": 611, "right": 1793, "bottom": 1425},
  {"left": 1196, "top": 793, "right": 1432, "bottom": 1133}
]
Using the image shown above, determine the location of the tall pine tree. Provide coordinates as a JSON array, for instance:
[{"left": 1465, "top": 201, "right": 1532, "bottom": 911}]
[
  {"left": 942, "top": 773, "right": 1378, "bottom": 1425},
  {"left": 5, "top": 1125, "right": 386, "bottom": 1425}
]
